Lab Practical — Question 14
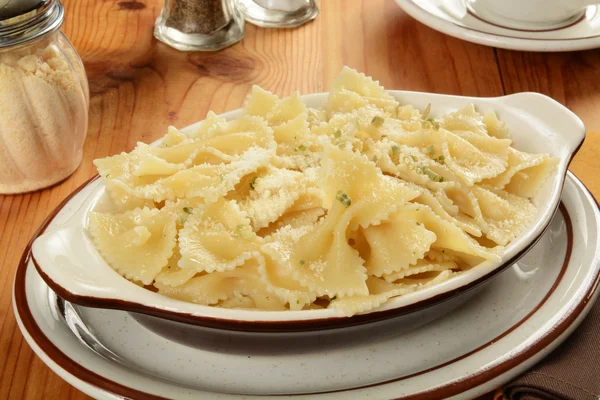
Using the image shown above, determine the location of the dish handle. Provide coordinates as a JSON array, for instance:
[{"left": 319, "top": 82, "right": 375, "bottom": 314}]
[
  {"left": 499, "top": 92, "right": 586, "bottom": 156},
  {"left": 30, "top": 186, "right": 144, "bottom": 304}
]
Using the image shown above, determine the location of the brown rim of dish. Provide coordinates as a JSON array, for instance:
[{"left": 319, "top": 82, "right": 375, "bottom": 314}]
[
  {"left": 25, "top": 131, "right": 586, "bottom": 332},
  {"left": 30, "top": 175, "right": 557, "bottom": 333},
  {"left": 16, "top": 186, "right": 599, "bottom": 399},
  {"left": 25, "top": 95, "right": 589, "bottom": 332},
  {"left": 407, "top": 0, "right": 600, "bottom": 41},
  {"left": 29, "top": 130, "right": 586, "bottom": 333}
]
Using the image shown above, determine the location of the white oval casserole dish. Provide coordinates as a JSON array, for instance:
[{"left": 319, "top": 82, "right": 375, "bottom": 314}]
[{"left": 30, "top": 90, "right": 585, "bottom": 333}]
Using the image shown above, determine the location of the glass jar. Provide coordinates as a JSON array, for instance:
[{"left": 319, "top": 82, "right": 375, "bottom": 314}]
[
  {"left": 0, "top": 0, "right": 89, "bottom": 194},
  {"left": 154, "top": 0, "right": 244, "bottom": 51}
]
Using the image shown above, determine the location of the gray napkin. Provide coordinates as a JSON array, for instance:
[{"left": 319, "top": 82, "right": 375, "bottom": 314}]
[{"left": 503, "top": 297, "right": 600, "bottom": 400}]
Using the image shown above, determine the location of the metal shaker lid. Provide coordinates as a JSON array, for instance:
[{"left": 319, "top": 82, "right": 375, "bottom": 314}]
[{"left": 0, "top": 0, "right": 64, "bottom": 48}]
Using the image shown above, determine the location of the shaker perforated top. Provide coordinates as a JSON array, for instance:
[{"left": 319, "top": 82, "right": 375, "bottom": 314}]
[{"left": 0, "top": 0, "right": 64, "bottom": 47}]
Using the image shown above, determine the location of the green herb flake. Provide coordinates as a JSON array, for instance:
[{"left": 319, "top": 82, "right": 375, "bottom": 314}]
[
  {"left": 410, "top": 155, "right": 418, "bottom": 161},
  {"left": 299, "top": 260, "right": 306, "bottom": 266},
  {"left": 371, "top": 116, "right": 385, "bottom": 127},
  {"left": 298, "top": 144, "right": 307, "bottom": 151},
  {"left": 391, "top": 145, "right": 400, "bottom": 155},
  {"left": 434, "top": 155, "right": 445, "bottom": 165},
  {"left": 427, "top": 144, "right": 435, "bottom": 155},
  {"left": 105, "top": 174, "right": 111, "bottom": 178},
  {"left": 249, "top": 176, "right": 258, "bottom": 190},
  {"left": 426, "top": 119, "right": 440, "bottom": 130},
  {"left": 335, "top": 190, "right": 352, "bottom": 208},
  {"left": 422, "top": 103, "right": 431, "bottom": 120},
  {"left": 183, "top": 207, "right": 193, "bottom": 214},
  {"left": 416, "top": 222, "right": 421, "bottom": 226},
  {"left": 333, "top": 129, "right": 342, "bottom": 138},
  {"left": 417, "top": 166, "right": 444, "bottom": 182}
]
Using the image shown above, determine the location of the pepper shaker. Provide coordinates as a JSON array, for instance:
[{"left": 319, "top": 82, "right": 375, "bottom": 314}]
[{"left": 154, "top": 0, "right": 244, "bottom": 51}]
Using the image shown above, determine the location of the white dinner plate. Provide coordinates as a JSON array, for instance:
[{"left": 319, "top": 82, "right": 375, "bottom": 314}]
[
  {"left": 13, "top": 172, "right": 600, "bottom": 399},
  {"left": 395, "top": 0, "right": 600, "bottom": 52}
]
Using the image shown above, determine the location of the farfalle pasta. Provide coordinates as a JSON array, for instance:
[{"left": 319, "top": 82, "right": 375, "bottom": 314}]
[{"left": 88, "top": 67, "right": 559, "bottom": 316}]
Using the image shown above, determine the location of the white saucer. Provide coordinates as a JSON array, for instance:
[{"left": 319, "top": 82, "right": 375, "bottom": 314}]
[
  {"left": 13, "top": 172, "right": 600, "bottom": 399},
  {"left": 395, "top": 0, "right": 600, "bottom": 52}
]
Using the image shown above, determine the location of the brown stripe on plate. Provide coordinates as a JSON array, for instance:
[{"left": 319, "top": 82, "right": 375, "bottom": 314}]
[{"left": 15, "top": 185, "right": 599, "bottom": 398}]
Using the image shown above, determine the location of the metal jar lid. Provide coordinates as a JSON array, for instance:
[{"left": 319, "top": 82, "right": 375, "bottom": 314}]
[{"left": 0, "top": 0, "right": 64, "bottom": 48}]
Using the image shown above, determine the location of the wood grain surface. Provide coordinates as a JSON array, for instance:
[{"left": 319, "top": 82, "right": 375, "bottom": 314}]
[{"left": 1, "top": 0, "right": 599, "bottom": 398}]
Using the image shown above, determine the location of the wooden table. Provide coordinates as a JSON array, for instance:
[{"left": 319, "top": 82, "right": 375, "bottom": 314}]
[{"left": 2, "top": 0, "right": 600, "bottom": 398}]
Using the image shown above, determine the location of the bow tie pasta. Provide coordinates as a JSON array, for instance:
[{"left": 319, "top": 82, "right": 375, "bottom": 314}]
[{"left": 88, "top": 67, "right": 558, "bottom": 317}]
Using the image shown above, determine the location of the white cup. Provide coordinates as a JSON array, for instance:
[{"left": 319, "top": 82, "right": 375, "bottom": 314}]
[{"left": 467, "top": 0, "right": 597, "bottom": 30}]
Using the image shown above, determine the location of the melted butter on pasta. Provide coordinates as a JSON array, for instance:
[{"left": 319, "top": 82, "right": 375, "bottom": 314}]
[
  {"left": 362, "top": 213, "right": 436, "bottom": 277},
  {"left": 178, "top": 198, "right": 262, "bottom": 274},
  {"left": 238, "top": 167, "right": 309, "bottom": 231},
  {"left": 88, "top": 207, "right": 177, "bottom": 285},
  {"left": 155, "top": 259, "right": 270, "bottom": 306},
  {"left": 89, "top": 67, "right": 558, "bottom": 316}
]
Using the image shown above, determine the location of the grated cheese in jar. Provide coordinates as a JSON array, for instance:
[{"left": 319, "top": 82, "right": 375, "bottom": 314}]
[{"left": 0, "top": 42, "right": 88, "bottom": 194}]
